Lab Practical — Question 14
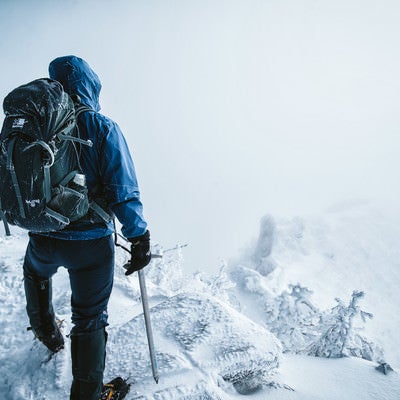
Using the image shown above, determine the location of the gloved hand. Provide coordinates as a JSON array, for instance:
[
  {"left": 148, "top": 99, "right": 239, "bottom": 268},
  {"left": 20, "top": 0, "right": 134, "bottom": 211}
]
[{"left": 123, "top": 230, "right": 151, "bottom": 275}]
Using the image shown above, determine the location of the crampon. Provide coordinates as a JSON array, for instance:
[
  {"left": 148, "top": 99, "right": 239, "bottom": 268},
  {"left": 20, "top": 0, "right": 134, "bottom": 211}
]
[{"left": 100, "top": 377, "right": 130, "bottom": 400}]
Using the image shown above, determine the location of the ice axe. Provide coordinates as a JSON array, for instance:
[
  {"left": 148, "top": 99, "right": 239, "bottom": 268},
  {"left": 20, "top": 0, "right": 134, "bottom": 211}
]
[{"left": 114, "top": 231, "right": 160, "bottom": 384}]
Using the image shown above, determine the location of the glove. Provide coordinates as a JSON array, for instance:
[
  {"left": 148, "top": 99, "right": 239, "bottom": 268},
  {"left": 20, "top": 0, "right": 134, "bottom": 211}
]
[{"left": 123, "top": 230, "right": 151, "bottom": 275}]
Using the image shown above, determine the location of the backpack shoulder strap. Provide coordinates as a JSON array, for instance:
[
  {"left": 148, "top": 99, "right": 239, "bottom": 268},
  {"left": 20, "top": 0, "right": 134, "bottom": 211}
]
[
  {"left": 55, "top": 104, "right": 95, "bottom": 147},
  {"left": 71, "top": 104, "right": 113, "bottom": 224},
  {"left": 75, "top": 105, "right": 94, "bottom": 119}
]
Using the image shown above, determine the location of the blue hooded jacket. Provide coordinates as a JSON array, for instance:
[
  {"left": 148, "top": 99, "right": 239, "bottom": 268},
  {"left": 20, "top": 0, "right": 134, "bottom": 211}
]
[{"left": 46, "top": 55, "right": 147, "bottom": 240}]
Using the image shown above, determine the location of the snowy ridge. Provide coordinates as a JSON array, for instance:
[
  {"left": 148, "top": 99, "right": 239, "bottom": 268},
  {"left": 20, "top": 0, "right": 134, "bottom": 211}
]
[{"left": 1, "top": 204, "right": 400, "bottom": 400}]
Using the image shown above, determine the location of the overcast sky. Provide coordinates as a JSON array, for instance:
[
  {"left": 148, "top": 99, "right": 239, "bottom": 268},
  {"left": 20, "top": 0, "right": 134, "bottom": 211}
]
[{"left": 1, "top": 0, "right": 399, "bottom": 271}]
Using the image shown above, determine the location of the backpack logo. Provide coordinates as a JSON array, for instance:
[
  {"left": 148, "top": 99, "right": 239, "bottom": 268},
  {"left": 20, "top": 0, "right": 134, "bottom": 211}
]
[
  {"left": 25, "top": 199, "right": 40, "bottom": 207},
  {"left": 12, "top": 118, "right": 27, "bottom": 129}
]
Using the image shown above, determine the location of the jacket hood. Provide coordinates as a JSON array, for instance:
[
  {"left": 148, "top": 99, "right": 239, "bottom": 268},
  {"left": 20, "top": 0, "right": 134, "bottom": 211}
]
[{"left": 48, "top": 55, "right": 101, "bottom": 112}]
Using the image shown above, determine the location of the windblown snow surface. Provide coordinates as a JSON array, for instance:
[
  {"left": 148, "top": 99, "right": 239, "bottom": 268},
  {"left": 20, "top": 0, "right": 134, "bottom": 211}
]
[{"left": 0, "top": 202, "right": 399, "bottom": 399}]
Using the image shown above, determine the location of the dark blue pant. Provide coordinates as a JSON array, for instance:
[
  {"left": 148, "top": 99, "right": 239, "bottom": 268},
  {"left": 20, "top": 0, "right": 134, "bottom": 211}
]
[
  {"left": 23, "top": 234, "right": 114, "bottom": 333},
  {"left": 23, "top": 234, "right": 115, "bottom": 399}
]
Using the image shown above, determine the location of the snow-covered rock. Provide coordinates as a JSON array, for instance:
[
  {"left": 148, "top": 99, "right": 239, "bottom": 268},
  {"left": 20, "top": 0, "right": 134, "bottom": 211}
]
[{"left": 106, "top": 292, "right": 281, "bottom": 398}]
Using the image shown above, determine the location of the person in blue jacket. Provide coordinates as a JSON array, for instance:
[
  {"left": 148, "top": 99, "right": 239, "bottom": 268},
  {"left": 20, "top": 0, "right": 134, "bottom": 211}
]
[{"left": 22, "top": 55, "right": 151, "bottom": 400}]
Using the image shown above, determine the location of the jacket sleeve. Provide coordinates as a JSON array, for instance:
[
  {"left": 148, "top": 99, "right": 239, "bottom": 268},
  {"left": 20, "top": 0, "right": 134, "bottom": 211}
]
[{"left": 99, "top": 121, "right": 148, "bottom": 238}]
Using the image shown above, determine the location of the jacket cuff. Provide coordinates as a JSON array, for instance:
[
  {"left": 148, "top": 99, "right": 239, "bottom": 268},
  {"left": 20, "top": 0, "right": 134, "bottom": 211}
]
[{"left": 127, "top": 229, "right": 150, "bottom": 243}]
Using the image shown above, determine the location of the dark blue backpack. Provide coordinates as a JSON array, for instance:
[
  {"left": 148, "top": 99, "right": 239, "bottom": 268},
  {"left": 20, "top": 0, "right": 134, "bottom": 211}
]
[{"left": 0, "top": 78, "right": 92, "bottom": 234}]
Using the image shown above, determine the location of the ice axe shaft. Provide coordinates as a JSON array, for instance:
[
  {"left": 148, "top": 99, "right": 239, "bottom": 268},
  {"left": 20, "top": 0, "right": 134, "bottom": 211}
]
[
  {"left": 138, "top": 269, "right": 159, "bottom": 383},
  {"left": 113, "top": 229, "right": 160, "bottom": 383}
]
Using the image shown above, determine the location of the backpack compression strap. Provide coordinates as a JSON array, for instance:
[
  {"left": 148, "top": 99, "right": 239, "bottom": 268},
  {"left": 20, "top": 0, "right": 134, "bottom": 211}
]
[{"left": 89, "top": 201, "right": 112, "bottom": 222}]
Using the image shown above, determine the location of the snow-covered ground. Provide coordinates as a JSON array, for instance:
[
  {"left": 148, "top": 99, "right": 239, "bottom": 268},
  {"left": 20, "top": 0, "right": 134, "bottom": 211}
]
[{"left": 0, "top": 202, "right": 399, "bottom": 399}]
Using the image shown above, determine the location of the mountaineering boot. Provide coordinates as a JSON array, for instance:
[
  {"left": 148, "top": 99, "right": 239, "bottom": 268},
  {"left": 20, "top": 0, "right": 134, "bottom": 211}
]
[
  {"left": 24, "top": 273, "right": 64, "bottom": 352},
  {"left": 70, "top": 328, "right": 107, "bottom": 400},
  {"left": 100, "top": 377, "right": 130, "bottom": 400}
]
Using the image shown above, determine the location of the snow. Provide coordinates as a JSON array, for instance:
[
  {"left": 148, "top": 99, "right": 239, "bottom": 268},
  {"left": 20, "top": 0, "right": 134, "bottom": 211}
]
[
  {"left": 0, "top": 202, "right": 399, "bottom": 399},
  {"left": 267, "top": 355, "right": 400, "bottom": 400}
]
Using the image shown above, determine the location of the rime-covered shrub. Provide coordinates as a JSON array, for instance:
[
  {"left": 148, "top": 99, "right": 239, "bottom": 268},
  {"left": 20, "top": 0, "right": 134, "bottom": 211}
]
[
  {"left": 307, "top": 290, "right": 384, "bottom": 362},
  {"left": 264, "top": 284, "right": 320, "bottom": 352},
  {"left": 194, "top": 265, "right": 237, "bottom": 305},
  {"left": 262, "top": 286, "right": 384, "bottom": 363}
]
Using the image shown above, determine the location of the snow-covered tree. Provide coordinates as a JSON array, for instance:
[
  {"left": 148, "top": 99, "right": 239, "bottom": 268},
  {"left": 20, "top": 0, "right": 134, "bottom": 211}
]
[
  {"left": 264, "top": 284, "right": 320, "bottom": 352},
  {"left": 307, "top": 290, "right": 383, "bottom": 362}
]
